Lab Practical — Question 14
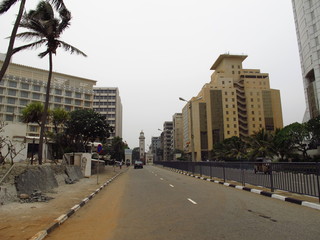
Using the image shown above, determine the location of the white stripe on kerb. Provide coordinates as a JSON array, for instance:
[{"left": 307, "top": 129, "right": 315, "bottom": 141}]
[{"left": 187, "top": 198, "right": 197, "bottom": 205}]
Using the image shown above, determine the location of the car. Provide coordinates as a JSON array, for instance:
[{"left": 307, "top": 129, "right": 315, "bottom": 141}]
[{"left": 134, "top": 161, "right": 143, "bottom": 169}]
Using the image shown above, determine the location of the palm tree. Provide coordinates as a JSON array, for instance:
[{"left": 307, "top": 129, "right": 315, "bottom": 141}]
[
  {"left": 247, "top": 129, "right": 276, "bottom": 160},
  {"left": 13, "top": 1, "right": 87, "bottom": 164},
  {"left": 0, "top": 0, "right": 67, "bottom": 82},
  {"left": 21, "top": 101, "right": 44, "bottom": 126}
]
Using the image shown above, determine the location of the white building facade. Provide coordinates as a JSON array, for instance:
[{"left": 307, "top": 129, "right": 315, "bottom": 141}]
[
  {"left": 292, "top": 0, "right": 320, "bottom": 120},
  {"left": 93, "top": 87, "right": 123, "bottom": 139}
]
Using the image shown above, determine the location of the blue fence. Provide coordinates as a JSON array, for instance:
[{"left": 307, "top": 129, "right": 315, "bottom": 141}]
[{"left": 154, "top": 161, "right": 320, "bottom": 201}]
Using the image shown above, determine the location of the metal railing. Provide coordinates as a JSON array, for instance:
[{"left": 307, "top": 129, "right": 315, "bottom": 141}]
[{"left": 154, "top": 161, "right": 320, "bottom": 201}]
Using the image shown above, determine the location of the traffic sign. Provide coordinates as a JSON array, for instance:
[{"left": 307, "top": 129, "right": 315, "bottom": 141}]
[{"left": 97, "top": 144, "right": 103, "bottom": 153}]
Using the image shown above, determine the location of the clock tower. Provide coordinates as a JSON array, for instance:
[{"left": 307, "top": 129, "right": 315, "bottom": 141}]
[{"left": 139, "top": 131, "right": 145, "bottom": 162}]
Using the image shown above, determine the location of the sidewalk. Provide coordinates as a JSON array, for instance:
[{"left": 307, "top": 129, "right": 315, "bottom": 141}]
[{"left": 0, "top": 165, "right": 128, "bottom": 240}]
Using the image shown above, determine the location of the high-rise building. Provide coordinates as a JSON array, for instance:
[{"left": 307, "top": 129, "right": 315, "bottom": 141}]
[
  {"left": 292, "top": 0, "right": 320, "bottom": 120},
  {"left": 172, "top": 113, "right": 183, "bottom": 152},
  {"left": 93, "top": 87, "right": 122, "bottom": 139},
  {"left": 163, "top": 121, "right": 173, "bottom": 161},
  {"left": 151, "top": 136, "right": 161, "bottom": 162},
  {"left": 182, "top": 54, "right": 283, "bottom": 161},
  {"left": 0, "top": 60, "right": 96, "bottom": 135},
  {"left": 0, "top": 59, "right": 96, "bottom": 161}
]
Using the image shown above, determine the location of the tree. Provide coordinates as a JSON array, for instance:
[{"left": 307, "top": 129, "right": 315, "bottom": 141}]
[
  {"left": 21, "top": 102, "right": 43, "bottom": 126},
  {"left": 282, "top": 122, "right": 311, "bottom": 160},
  {"left": 65, "top": 109, "right": 113, "bottom": 152},
  {"left": 272, "top": 128, "right": 296, "bottom": 161},
  {"left": 212, "top": 136, "right": 247, "bottom": 161},
  {"left": 306, "top": 116, "right": 320, "bottom": 148},
  {"left": 0, "top": 0, "right": 67, "bottom": 82},
  {"left": 107, "top": 137, "right": 126, "bottom": 163},
  {"left": 49, "top": 108, "right": 69, "bottom": 160},
  {"left": 13, "top": 1, "right": 86, "bottom": 164},
  {"left": 246, "top": 129, "right": 276, "bottom": 160},
  {"left": 51, "top": 107, "right": 69, "bottom": 134}
]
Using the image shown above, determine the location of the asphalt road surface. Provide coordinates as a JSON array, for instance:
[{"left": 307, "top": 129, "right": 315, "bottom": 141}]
[{"left": 46, "top": 165, "right": 320, "bottom": 240}]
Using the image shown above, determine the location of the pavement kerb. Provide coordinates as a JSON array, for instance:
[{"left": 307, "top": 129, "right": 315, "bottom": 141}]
[
  {"left": 29, "top": 169, "right": 127, "bottom": 240},
  {"left": 161, "top": 166, "right": 320, "bottom": 211}
]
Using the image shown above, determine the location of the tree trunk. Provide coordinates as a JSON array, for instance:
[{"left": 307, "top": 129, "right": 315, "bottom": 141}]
[
  {"left": 0, "top": 0, "right": 26, "bottom": 82},
  {"left": 38, "top": 52, "right": 53, "bottom": 164}
]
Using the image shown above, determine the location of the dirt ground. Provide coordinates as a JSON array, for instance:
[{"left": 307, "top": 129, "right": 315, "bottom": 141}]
[{"left": 0, "top": 165, "right": 127, "bottom": 240}]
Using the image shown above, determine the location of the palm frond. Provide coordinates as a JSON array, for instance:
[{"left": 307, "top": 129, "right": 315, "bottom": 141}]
[
  {"left": 38, "top": 49, "right": 50, "bottom": 58},
  {"left": 0, "top": 0, "right": 19, "bottom": 14},
  {"left": 15, "top": 32, "right": 42, "bottom": 41},
  {"left": 12, "top": 39, "right": 47, "bottom": 55},
  {"left": 59, "top": 41, "right": 87, "bottom": 57},
  {"left": 47, "top": 0, "right": 66, "bottom": 11}
]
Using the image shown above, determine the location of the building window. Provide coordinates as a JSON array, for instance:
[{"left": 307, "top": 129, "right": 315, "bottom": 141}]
[
  {"left": 75, "top": 100, "right": 81, "bottom": 106},
  {"left": 54, "top": 96, "right": 62, "bottom": 103},
  {"left": 29, "top": 126, "right": 38, "bottom": 132},
  {"left": 84, "top": 101, "right": 91, "bottom": 107},
  {"left": 85, "top": 94, "right": 91, "bottom": 100},
  {"left": 21, "top": 83, "right": 29, "bottom": 89},
  {"left": 20, "top": 99, "right": 28, "bottom": 106},
  {"left": 65, "top": 106, "right": 71, "bottom": 111},
  {"left": 65, "top": 98, "right": 72, "bottom": 104},
  {"left": 75, "top": 92, "right": 81, "bottom": 98},
  {"left": 55, "top": 89, "right": 62, "bottom": 95},
  {"left": 8, "top": 89, "right": 16, "bottom": 96},
  {"left": 8, "top": 81, "right": 17, "bottom": 87},
  {"left": 20, "top": 91, "right": 29, "bottom": 98},
  {"left": 32, "top": 93, "right": 41, "bottom": 100},
  {"left": 65, "top": 91, "right": 72, "bottom": 97},
  {"left": 5, "top": 115, "right": 13, "bottom": 121},
  {"left": 6, "top": 106, "right": 14, "bottom": 113},
  {"left": 33, "top": 85, "right": 41, "bottom": 91},
  {"left": 7, "top": 97, "right": 15, "bottom": 104}
]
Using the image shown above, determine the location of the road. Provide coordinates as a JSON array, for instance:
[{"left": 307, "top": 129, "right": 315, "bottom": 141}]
[{"left": 47, "top": 165, "right": 320, "bottom": 240}]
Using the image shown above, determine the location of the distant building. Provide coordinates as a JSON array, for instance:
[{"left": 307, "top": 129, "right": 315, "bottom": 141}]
[
  {"left": 93, "top": 87, "right": 123, "bottom": 139},
  {"left": 181, "top": 54, "right": 283, "bottom": 161},
  {"left": 172, "top": 113, "right": 183, "bottom": 152},
  {"left": 163, "top": 121, "right": 173, "bottom": 161},
  {"left": 292, "top": 0, "right": 320, "bottom": 120},
  {"left": 151, "top": 136, "right": 161, "bottom": 161}
]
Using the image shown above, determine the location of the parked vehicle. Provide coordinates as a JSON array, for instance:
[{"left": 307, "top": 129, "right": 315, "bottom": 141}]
[
  {"left": 134, "top": 161, "right": 143, "bottom": 169},
  {"left": 254, "top": 158, "right": 271, "bottom": 174}
]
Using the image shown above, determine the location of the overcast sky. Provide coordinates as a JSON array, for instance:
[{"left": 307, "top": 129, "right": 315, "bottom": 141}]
[{"left": 0, "top": 0, "right": 305, "bottom": 149}]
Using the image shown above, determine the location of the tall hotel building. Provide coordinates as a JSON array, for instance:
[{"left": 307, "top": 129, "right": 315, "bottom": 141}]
[
  {"left": 93, "top": 87, "right": 122, "bottom": 139},
  {"left": 0, "top": 57, "right": 96, "bottom": 161},
  {"left": 182, "top": 54, "right": 283, "bottom": 161},
  {"left": 0, "top": 58, "right": 96, "bottom": 136},
  {"left": 292, "top": 0, "right": 320, "bottom": 119}
]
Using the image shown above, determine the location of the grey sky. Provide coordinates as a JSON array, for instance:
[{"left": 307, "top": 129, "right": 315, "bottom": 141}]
[{"left": 0, "top": 0, "right": 304, "bottom": 149}]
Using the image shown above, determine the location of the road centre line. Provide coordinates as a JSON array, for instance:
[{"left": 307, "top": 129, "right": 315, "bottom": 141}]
[{"left": 187, "top": 198, "right": 197, "bottom": 205}]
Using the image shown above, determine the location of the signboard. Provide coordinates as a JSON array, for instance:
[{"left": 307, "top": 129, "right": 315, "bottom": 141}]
[{"left": 97, "top": 144, "right": 103, "bottom": 154}]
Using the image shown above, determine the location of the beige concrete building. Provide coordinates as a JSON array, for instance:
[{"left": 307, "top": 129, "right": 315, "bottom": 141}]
[
  {"left": 0, "top": 59, "right": 96, "bottom": 161},
  {"left": 93, "top": 87, "right": 123, "bottom": 139},
  {"left": 172, "top": 113, "right": 183, "bottom": 152},
  {"left": 182, "top": 54, "right": 283, "bottom": 161}
]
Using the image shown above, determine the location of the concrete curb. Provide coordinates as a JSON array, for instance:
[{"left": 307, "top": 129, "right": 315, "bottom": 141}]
[
  {"left": 168, "top": 168, "right": 320, "bottom": 211},
  {"left": 29, "top": 171, "right": 124, "bottom": 240}
]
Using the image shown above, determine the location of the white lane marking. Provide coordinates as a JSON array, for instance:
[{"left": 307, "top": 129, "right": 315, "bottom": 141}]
[
  {"left": 187, "top": 198, "right": 197, "bottom": 205},
  {"left": 169, "top": 184, "right": 174, "bottom": 188},
  {"left": 160, "top": 178, "right": 164, "bottom": 180}
]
